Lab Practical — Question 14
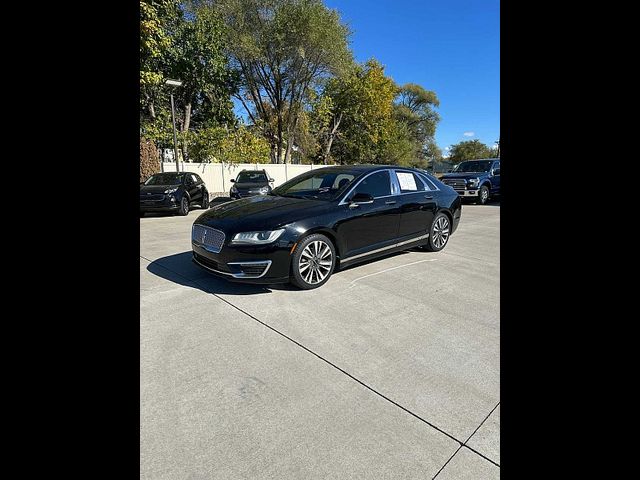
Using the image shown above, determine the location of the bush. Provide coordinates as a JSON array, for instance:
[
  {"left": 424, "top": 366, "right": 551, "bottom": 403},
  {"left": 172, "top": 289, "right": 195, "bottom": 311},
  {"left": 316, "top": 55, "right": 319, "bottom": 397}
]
[
  {"left": 140, "top": 137, "right": 160, "bottom": 182},
  {"left": 187, "top": 126, "right": 271, "bottom": 164}
]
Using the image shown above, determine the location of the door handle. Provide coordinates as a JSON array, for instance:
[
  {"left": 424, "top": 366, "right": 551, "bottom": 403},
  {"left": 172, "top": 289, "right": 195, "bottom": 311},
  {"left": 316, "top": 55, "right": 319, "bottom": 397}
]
[
  {"left": 385, "top": 200, "right": 397, "bottom": 205},
  {"left": 424, "top": 195, "right": 433, "bottom": 199}
]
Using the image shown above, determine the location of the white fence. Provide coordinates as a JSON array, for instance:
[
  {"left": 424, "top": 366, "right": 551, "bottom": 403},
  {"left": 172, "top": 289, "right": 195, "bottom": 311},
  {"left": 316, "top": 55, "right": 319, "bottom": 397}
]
[{"left": 161, "top": 162, "right": 317, "bottom": 195}]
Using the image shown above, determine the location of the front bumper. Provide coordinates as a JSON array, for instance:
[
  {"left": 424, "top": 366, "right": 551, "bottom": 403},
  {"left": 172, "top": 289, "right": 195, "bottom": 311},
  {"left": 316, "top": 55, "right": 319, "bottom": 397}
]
[
  {"left": 192, "top": 235, "right": 293, "bottom": 284},
  {"left": 455, "top": 189, "right": 479, "bottom": 197},
  {"left": 140, "top": 194, "right": 180, "bottom": 211}
]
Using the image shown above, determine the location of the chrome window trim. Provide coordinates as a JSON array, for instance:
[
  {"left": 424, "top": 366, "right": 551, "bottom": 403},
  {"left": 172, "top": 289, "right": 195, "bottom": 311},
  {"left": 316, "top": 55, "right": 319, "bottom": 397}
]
[
  {"left": 341, "top": 233, "right": 429, "bottom": 262},
  {"left": 416, "top": 172, "right": 441, "bottom": 191}
]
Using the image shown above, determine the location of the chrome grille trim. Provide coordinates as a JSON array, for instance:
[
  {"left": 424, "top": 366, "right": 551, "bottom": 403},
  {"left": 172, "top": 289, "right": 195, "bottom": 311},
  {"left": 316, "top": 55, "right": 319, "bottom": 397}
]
[
  {"left": 192, "top": 225, "right": 225, "bottom": 253},
  {"left": 441, "top": 178, "right": 466, "bottom": 190},
  {"left": 227, "top": 260, "right": 272, "bottom": 279}
]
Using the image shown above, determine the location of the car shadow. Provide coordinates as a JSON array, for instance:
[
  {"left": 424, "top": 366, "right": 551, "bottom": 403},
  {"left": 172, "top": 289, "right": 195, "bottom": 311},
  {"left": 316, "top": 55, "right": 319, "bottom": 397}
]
[{"left": 146, "top": 251, "right": 297, "bottom": 295}]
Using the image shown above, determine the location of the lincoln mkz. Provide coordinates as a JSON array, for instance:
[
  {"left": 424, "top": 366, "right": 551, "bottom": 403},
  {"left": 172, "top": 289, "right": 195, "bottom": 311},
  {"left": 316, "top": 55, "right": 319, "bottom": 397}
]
[{"left": 191, "top": 165, "right": 462, "bottom": 289}]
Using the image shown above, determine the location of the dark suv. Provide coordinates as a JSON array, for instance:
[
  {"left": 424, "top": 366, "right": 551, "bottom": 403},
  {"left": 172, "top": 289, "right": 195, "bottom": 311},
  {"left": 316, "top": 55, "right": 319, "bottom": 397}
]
[
  {"left": 439, "top": 159, "right": 500, "bottom": 205},
  {"left": 140, "top": 172, "right": 209, "bottom": 216},
  {"left": 229, "top": 169, "right": 274, "bottom": 199}
]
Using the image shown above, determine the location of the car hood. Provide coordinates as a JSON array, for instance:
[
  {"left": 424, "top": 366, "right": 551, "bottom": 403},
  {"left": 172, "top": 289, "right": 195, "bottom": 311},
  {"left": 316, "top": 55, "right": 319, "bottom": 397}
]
[
  {"left": 233, "top": 182, "right": 268, "bottom": 190},
  {"left": 440, "top": 172, "right": 488, "bottom": 180},
  {"left": 140, "top": 184, "right": 179, "bottom": 194},
  {"left": 195, "top": 195, "right": 329, "bottom": 232}
]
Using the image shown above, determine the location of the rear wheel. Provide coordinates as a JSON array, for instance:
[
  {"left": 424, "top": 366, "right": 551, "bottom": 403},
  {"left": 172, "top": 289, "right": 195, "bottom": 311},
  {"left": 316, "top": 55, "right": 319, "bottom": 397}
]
[
  {"left": 201, "top": 191, "right": 209, "bottom": 209},
  {"left": 423, "top": 213, "right": 451, "bottom": 252},
  {"left": 291, "top": 234, "right": 336, "bottom": 289},
  {"left": 178, "top": 197, "right": 189, "bottom": 216}
]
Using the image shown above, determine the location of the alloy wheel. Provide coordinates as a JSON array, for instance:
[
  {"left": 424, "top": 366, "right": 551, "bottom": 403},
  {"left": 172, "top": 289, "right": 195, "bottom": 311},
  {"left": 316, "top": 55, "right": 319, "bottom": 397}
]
[
  {"left": 432, "top": 216, "right": 450, "bottom": 249},
  {"left": 298, "top": 240, "right": 333, "bottom": 285}
]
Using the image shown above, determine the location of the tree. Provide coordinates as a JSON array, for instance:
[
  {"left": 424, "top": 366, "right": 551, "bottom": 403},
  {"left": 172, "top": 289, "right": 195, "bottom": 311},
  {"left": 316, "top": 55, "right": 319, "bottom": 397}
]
[
  {"left": 140, "top": 0, "right": 178, "bottom": 121},
  {"left": 312, "top": 59, "right": 398, "bottom": 165},
  {"left": 393, "top": 83, "right": 440, "bottom": 168},
  {"left": 167, "top": 4, "right": 236, "bottom": 159},
  {"left": 448, "top": 139, "right": 494, "bottom": 163},
  {"left": 217, "top": 0, "right": 352, "bottom": 163}
]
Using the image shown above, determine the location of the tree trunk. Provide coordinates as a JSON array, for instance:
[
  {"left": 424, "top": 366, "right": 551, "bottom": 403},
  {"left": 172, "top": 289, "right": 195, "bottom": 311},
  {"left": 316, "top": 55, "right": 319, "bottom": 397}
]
[
  {"left": 322, "top": 113, "right": 342, "bottom": 165},
  {"left": 149, "top": 100, "right": 156, "bottom": 120},
  {"left": 181, "top": 102, "right": 192, "bottom": 161},
  {"left": 284, "top": 114, "right": 299, "bottom": 164},
  {"left": 276, "top": 111, "right": 284, "bottom": 164}
]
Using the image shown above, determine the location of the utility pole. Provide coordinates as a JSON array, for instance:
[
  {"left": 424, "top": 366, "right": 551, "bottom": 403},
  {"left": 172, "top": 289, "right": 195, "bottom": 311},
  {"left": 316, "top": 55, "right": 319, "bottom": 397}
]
[{"left": 165, "top": 79, "right": 183, "bottom": 172}]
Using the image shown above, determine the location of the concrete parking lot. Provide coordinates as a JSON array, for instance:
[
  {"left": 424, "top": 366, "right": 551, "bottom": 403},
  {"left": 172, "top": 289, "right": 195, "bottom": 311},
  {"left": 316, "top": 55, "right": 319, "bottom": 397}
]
[{"left": 140, "top": 201, "right": 500, "bottom": 479}]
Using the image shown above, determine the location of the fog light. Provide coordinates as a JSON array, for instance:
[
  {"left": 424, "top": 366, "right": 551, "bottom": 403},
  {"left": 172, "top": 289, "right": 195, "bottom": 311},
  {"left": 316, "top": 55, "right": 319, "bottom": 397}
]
[{"left": 469, "top": 191, "right": 476, "bottom": 194}]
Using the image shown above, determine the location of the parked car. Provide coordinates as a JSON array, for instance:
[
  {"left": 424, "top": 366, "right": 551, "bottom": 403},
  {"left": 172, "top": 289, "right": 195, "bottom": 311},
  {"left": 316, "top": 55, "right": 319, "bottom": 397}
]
[
  {"left": 438, "top": 159, "right": 500, "bottom": 205},
  {"left": 192, "top": 165, "right": 462, "bottom": 289},
  {"left": 140, "top": 172, "right": 209, "bottom": 217},
  {"left": 229, "top": 169, "right": 274, "bottom": 199}
]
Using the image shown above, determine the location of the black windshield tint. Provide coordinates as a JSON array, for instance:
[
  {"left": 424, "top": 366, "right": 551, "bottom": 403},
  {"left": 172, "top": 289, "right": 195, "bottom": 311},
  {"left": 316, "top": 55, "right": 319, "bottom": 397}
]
[
  {"left": 272, "top": 169, "right": 357, "bottom": 201},
  {"left": 236, "top": 172, "right": 268, "bottom": 183},
  {"left": 144, "top": 173, "right": 184, "bottom": 186},
  {"left": 453, "top": 161, "right": 493, "bottom": 173}
]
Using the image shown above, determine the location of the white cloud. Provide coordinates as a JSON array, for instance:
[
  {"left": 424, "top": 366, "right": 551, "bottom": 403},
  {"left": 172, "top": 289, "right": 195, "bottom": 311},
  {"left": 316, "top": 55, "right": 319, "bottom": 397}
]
[{"left": 463, "top": 131, "right": 475, "bottom": 137}]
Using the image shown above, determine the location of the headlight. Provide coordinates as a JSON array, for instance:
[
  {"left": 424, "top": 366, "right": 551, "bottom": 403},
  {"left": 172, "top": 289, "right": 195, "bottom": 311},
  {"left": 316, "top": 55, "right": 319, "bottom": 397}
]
[
  {"left": 231, "top": 229, "right": 285, "bottom": 245},
  {"left": 230, "top": 185, "right": 238, "bottom": 193},
  {"left": 164, "top": 187, "right": 179, "bottom": 194},
  {"left": 467, "top": 178, "right": 479, "bottom": 186},
  {"left": 259, "top": 186, "right": 269, "bottom": 194}
]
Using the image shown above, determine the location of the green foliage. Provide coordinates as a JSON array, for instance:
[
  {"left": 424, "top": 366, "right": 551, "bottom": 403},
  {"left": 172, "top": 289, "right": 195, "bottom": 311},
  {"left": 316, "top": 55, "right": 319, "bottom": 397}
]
[
  {"left": 186, "top": 126, "right": 271, "bottom": 163},
  {"left": 314, "top": 59, "right": 398, "bottom": 164},
  {"left": 448, "top": 140, "right": 494, "bottom": 163},
  {"left": 168, "top": 4, "right": 236, "bottom": 128},
  {"left": 218, "top": 0, "right": 353, "bottom": 162}
]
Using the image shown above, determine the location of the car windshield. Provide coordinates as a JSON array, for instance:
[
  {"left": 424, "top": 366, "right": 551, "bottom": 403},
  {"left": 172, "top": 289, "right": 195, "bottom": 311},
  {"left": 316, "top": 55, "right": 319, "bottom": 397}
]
[
  {"left": 236, "top": 172, "right": 268, "bottom": 183},
  {"left": 453, "top": 161, "right": 493, "bottom": 173},
  {"left": 144, "top": 173, "right": 184, "bottom": 186},
  {"left": 271, "top": 169, "right": 358, "bottom": 201}
]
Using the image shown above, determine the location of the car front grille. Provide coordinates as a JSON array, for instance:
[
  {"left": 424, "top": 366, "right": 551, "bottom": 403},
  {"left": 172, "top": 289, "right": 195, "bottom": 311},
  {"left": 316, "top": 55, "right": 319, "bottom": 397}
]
[
  {"left": 192, "top": 225, "right": 225, "bottom": 253},
  {"left": 140, "top": 194, "right": 165, "bottom": 202},
  {"left": 441, "top": 179, "right": 466, "bottom": 190}
]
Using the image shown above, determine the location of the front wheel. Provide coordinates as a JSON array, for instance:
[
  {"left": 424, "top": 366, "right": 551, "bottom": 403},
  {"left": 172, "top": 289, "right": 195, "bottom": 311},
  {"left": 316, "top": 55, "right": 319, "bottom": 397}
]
[
  {"left": 291, "top": 234, "right": 336, "bottom": 289},
  {"left": 178, "top": 197, "right": 189, "bottom": 216},
  {"left": 476, "top": 185, "right": 490, "bottom": 205},
  {"left": 422, "top": 213, "right": 451, "bottom": 252}
]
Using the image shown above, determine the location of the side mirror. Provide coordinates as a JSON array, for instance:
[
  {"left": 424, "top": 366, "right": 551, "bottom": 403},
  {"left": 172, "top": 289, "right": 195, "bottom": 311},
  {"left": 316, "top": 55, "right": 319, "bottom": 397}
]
[
  {"left": 349, "top": 192, "right": 374, "bottom": 208},
  {"left": 493, "top": 168, "right": 500, "bottom": 175},
  {"left": 230, "top": 179, "right": 236, "bottom": 183}
]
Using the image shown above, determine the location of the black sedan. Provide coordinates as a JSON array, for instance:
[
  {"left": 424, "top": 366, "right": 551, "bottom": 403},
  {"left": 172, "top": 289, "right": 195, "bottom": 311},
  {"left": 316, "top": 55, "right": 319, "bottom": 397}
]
[
  {"left": 191, "top": 165, "right": 461, "bottom": 289},
  {"left": 140, "top": 172, "right": 209, "bottom": 217}
]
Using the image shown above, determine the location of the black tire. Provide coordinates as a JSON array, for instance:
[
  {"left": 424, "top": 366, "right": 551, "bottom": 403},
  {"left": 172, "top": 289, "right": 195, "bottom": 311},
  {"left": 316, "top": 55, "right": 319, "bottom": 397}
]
[
  {"left": 476, "top": 185, "right": 490, "bottom": 205},
  {"left": 178, "top": 196, "right": 189, "bottom": 216},
  {"left": 201, "top": 191, "right": 209, "bottom": 209},
  {"left": 422, "top": 213, "right": 451, "bottom": 252},
  {"left": 290, "top": 233, "right": 336, "bottom": 289}
]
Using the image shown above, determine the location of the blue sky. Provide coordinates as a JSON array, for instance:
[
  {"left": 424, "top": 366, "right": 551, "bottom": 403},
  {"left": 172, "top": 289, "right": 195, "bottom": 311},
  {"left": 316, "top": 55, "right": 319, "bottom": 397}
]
[{"left": 324, "top": 0, "right": 499, "bottom": 154}]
